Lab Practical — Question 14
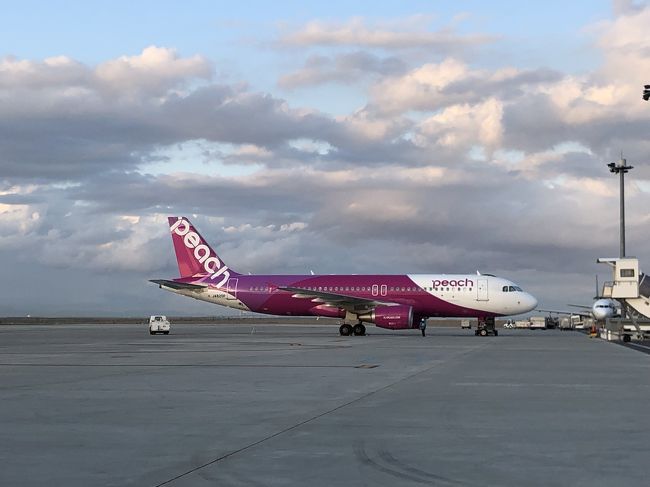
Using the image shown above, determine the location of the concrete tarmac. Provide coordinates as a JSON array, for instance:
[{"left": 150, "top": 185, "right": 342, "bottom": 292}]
[{"left": 2, "top": 324, "right": 650, "bottom": 486}]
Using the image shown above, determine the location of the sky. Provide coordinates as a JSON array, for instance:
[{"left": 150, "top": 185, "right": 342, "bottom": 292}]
[{"left": 1, "top": 0, "right": 650, "bottom": 316}]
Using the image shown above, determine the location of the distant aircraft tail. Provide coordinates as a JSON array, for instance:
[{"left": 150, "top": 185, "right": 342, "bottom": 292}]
[{"left": 167, "top": 216, "right": 239, "bottom": 287}]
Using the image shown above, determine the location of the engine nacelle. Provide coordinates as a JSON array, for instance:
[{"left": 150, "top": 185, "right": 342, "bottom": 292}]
[{"left": 358, "top": 305, "right": 414, "bottom": 330}]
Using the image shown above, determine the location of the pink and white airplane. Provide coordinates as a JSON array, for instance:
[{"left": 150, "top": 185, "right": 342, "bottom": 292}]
[{"left": 151, "top": 217, "right": 537, "bottom": 336}]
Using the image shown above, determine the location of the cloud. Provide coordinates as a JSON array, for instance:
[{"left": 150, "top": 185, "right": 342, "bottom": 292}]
[
  {"left": 279, "top": 17, "right": 496, "bottom": 51},
  {"left": 95, "top": 46, "right": 212, "bottom": 97},
  {"left": 369, "top": 59, "right": 561, "bottom": 114},
  {"left": 0, "top": 48, "right": 342, "bottom": 180},
  {"left": 612, "top": 0, "right": 647, "bottom": 16},
  {"left": 414, "top": 97, "right": 504, "bottom": 150},
  {"left": 278, "top": 51, "right": 407, "bottom": 89}
]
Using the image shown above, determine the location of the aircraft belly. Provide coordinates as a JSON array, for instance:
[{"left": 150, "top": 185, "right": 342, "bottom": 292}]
[
  {"left": 420, "top": 293, "right": 501, "bottom": 317},
  {"left": 251, "top": 293, "right": 316, "bottom": 316}
]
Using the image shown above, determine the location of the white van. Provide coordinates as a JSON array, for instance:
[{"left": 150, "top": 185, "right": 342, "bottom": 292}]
[{"left": 149, "top": 315, "right": 170, "bottom": 335}]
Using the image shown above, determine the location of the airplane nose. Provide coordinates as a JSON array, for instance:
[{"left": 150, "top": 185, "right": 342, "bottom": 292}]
[{"left": 521, "top": 293, "right": 537, "bottom": 312}]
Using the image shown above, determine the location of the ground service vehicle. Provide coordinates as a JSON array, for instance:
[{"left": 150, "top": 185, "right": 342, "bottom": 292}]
[
  {"left": 529, "top": 317, "right": 547, "bottom": 330},
  {"left": 149, "top": 315, "right": 170, "bottom": 335}
]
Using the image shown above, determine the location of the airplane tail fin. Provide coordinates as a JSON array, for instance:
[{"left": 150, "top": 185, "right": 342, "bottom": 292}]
[{"left": 167, "top": 216, "right": 239, "bottom": 287}]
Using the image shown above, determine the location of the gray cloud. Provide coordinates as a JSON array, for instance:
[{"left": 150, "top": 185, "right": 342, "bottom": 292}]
[{"left": 279, "top": 51, "right": 407, "bottom": 89}]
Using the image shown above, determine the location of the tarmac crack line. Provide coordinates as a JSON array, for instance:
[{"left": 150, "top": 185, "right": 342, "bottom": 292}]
[{"left": 153, "top": 340, "right": 493, "bottom": 487}]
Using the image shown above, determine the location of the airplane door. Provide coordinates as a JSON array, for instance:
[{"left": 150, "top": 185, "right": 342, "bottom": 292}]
[
  {"left": 372, "top": 284, "right": 379, "bottom": 297},
  {"left": 227, "top": 278, "right": 238, "bottom": 300},
  {"left": 380, "top": 284, "right": 387, "bottom": 296},
  {"left": 477, "top": 278, "right": 489, "bottom": 301}
]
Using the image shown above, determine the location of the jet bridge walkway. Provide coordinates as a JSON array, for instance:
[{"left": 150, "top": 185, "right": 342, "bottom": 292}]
[{"left": 625, "top": 273, "right": 650, "bottom": 318}]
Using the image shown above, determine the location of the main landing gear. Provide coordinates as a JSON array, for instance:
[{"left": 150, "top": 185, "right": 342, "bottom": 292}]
[{"left": 339, "top": 323, "right": 366, "bottom": 336}]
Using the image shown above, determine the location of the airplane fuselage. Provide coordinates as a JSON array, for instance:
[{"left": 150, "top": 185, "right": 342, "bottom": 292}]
[{"left": 165, "top": 273, "right": 536, "bottom": 321}]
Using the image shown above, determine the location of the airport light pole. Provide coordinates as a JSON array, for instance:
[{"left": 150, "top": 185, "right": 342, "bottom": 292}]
[{"left": 607, "top": 157, "right": 633, "bottom": 259}]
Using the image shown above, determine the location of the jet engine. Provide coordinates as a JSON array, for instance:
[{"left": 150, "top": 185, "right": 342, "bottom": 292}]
[{"left": 358, "top": 305, "right": 414, "bottom": 329}]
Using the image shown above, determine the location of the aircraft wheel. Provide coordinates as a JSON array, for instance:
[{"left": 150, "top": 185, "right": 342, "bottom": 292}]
[
  {"left": 623, "top": 334, "right": 631, "bottom": 343},
  {"left": 353, "top": 324, "right": 366, "bottom": 336},
  {"left": 339, "top": 324, "right": 353, "bottom": 336},
  {"left": 479, "top": 328, "right": 488, "bottom": 337}
]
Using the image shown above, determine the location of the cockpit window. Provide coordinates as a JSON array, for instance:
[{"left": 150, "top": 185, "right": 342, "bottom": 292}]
[
  {"left": 502, "top": 286, "right": 509, "bottom": 292},
  {"left": 514, "top": 286, "right": 522, "bottom": 291},
  {"left": 508, "top": 286, "right": 516, "bottom": 292}
]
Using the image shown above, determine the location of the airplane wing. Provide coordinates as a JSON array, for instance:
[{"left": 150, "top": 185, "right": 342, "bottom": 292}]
[
  {"left": 537, "top": 308, "right": 591, "bottom": 318},
  {"left": 149, "top": 279, "right": 207, "bottom": 290},
  {"left": 278, "top": 286, "right": 397, "bottom": 312}
]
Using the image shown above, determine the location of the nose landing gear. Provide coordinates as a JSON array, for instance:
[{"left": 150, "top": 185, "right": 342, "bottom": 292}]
[{"left": 475, "top": 317, "right": 498, "bottom": 336}]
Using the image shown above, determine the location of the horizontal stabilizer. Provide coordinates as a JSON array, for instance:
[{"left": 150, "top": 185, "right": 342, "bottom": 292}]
[{"left": 149, "top": 279, "right": 206, "bottom": 290}]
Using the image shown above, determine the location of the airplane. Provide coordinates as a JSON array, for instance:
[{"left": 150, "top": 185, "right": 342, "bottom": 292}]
[
  {"left": 150, "top": 217, "right": 538, "bottom": 337},
  {"left": 571, "top": 298, "right": 619, "bottom": 321},
  {"left": 537, "top": 298, "right": 619, "bottom": 329}
]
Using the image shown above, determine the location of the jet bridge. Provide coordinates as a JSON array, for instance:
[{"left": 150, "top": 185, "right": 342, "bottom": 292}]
[{"left": 597, "top": 257, "right": 650, "bottom": 341}]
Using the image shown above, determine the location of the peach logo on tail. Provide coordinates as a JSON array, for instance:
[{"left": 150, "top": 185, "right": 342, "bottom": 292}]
[{"left": 170, "top": 219, "right": 230, "bottom": 287}]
